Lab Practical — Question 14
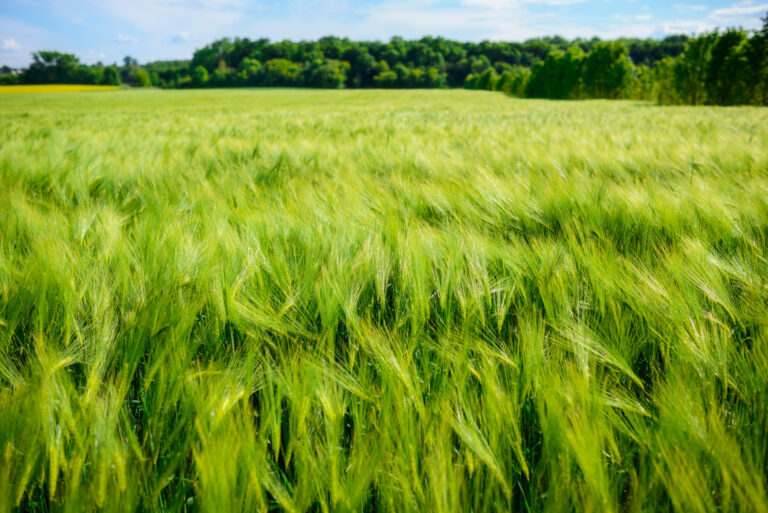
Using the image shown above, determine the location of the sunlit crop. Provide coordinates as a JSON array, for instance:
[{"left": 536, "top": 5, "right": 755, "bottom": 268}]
[
  {"left": 0, "top": 84, "right": 120, "bottom": 94},
  {"left": 1, "top": 89, "right": 767, "bottom": 512}
]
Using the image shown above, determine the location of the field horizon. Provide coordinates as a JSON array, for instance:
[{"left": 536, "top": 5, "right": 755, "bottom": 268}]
[{"left": 1, "top": 89, "right": 767, "bottom": 512}]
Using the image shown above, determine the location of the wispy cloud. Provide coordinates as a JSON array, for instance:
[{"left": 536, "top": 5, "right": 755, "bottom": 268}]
[
  {"left": 461, "top": 0, "right": 514, "bottom": 8},
  {"left": 1, "top": 38, "right": 22, "bottom": 51},
  {"left": 116, "top": 34, "right": 139, "bottom": 44},
  {"left": 661, "top": 19, "right": 716, "bottom": 33},
  {"left": 172, "top": 31, "right": 191, "bottom": 43},
  {"left": 710, "top": 2, "right": 768, "bottom": 20},
  {"left": 673, "top": 4, "right": 708, "bottom": 13},
  {"left": 611, "top": 13, "right": 653, "bottom": 22},
  {"left": 89, "top": 0, "right": 243, "bottom": 41},
  {"left": 523, "top": 0, "right": 589, "bottom": 5}
]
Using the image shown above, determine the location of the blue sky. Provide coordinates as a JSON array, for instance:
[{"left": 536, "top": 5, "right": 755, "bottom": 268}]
[{"left": 1, "top": 0, "right": 766, "bottom": 67}]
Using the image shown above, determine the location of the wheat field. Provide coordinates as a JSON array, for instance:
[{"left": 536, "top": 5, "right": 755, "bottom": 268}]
[{"left": 1, "top": 89, "right": 767, "bottom": 512}]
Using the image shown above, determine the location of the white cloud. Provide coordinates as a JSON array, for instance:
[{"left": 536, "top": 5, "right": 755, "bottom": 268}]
[
  {"left": 523, "top": 0, "right": 588, "bottom": 5},
  {"left": 160, "top": 0, "right": 245, "bottom": 8},
  {"left": 611, "top": 13, "right": 652, "bottom": 22},
  {"left": 661, "top": 19, "right": 716, "bottom": 33},
  {"left": 673, "top": 4, "right": 707, "bottom": 13},
  {"left": 116, "top": 34, "right": 139, "bottom": 44},
  {"left": 462, "top": 0, "right": 514, "bottom": 7},
  {"left": 1, "top": 38, "right": 21, "bottom": 50},
  {"left": 357, "top": 0, "right": 538, "bottom": 41},
  {"left": 172, "top": 31, "right": 190, "bottom": 43},
  {"left": 710, "top": 3, "right": 768, "bottom": 20},
  {"left": 85, "top": 49, "right": 108, "bottom": 62},
  {"left": 90, "top": 0, "right": 243, "bottom": 42}
]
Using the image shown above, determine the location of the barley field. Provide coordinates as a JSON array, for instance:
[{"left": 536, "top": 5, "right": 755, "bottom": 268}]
[
  {"left": 1, "top": 89, "right": 767, "bottom": 512},
  {"left": 0, "top": 85, "right": 121, "bottom": 95}
]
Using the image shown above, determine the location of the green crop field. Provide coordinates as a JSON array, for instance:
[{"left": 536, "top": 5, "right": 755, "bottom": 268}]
[{"left": 1, "top": 89, "right": 767, "bottom": 512}]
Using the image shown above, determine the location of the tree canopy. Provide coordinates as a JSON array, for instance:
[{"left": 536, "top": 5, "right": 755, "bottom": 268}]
[{"left": 3, "top": 21, "right": 767, "bottom": 106}]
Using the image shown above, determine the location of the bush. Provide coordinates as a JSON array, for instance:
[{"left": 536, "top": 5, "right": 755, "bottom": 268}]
[
  {"left": 192, "top": 65, "right": 209, "bottom": 87},
  {"left": 0, "top": 74, "right": 20, "bottom": 85},
  {"left": 102, "top": 66, "right": 121, "bottom": 86},
  {"left": 496, "top": 67, "right": 531, "bottom": 97},
  {"left": 135, "top": 69, "right": 152, "bottom": 88}
]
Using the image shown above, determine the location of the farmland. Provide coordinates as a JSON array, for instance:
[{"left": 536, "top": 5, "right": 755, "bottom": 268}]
[
  {"left": 1, "top": 88, "right": 767, "bottom": 512},
  {"left": 0, "top": 85, "right": 121, "bottom": 95}
]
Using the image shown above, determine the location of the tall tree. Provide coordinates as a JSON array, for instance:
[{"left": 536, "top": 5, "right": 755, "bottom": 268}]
[
  {"left": 706, "top": 29, "right": 749, "bottom": 105},
  {"left": 525, "top": 45, "right": 585, "bottom": 99},
  {"left": 673, "top": 34, "right": 715, "bottom": 105},
  {"left": 582, "top": 41, "right": 633, "bottom": 99},
  {"left": 25, "top": 51, "right": 81, "bottom": 84},
  {"left": 102, "top": 66, "right": 121, "bottom": 86},
  {"left": 744, "top": 14, "right": 768, "bottom": 105}
]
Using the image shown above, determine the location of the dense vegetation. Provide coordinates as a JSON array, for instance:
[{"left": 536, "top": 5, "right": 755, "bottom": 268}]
[
  {"left": 0, "top": 85, "right": 120, "bottom": 95},
  {"left": 1, "top": 89, "right": 767, "bottom": 512},
  {"left": 2, "top": 14, "right": 766, "bottom": 105}
]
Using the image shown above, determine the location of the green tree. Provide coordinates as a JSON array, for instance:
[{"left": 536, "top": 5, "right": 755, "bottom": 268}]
[
  {"left": 25, "top": 51, "right": 81, "bottom": 84},
  {"left": 102, "top": 66, "right": 121, "bottom": 86},
  {"left": 261, "top": 59, "right": 300, "bottom": 86},
  {"left": 673, "top": 33, "right": 715, "bottom": 104},
  {"left": 706, "top": 29, "right": 749, "bottom": 105},
  {"left": 237, "top": 58, "right": 262, "bottom": 85},
  {"left": 496, "top": 66, "right": 531, "bottom": 97},
  {"left": 582, "top": 41, "right": 633, "bottom": 99},
  {"left": 134, "top": 69, "right": 152, "bottom": 87},
  {"left": 628, "top": 64, "right": 655, "bottom": 101},
  {"left": 470, "top": 55, "right": 492, "bottom": 74},
  {"left": 304, "top": 60, "right": 348, "bottom": 88},
  {"left": 745, "top": 14, "right": 768, "bottom": 104},
  {"left": 475, "top": 68, "right": 499, "bottom": 91},
  {"left": 192, "top": 65, "right": 209, "bottom": 87},
  {"left": 654, "top": 57, "right": 680, "bottom": 104},
  {"left": 373, "top": 70, "right": 398, "bottom": 88},
  {"left": 0, "top": 74, "right": 20, "bottom": 85},
  {"left": 525, "top": 46, "right": 585, "bottom": 99},
  {"left": 421, "top": 67, "right": 447, "bottom": 88}
]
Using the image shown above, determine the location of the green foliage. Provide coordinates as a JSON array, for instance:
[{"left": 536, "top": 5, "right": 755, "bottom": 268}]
[
  {"left": 7, "top": 26, "right": 768, "bottom": 103},
  {"left": 463, "top": 73, "right": 477, "bottom": 89},
  {"left": 1, "top": 89, "right": 768, "bottom": 512},
  {"left": 475, "top": 68, "right": 499, "bottom": 91},
  {"left": 582, "top": 41, "right": 633, "bottom": 99},
  {"left": 0, "top": 74, "right": 20, "bottom": 85},
  {"left": 628, "top": 64, "right": 654, "bottom": 101},
  {"left": 744, "top": 27, "right": 768, "bottom": 105},
  {"left": 526, "top": 46, "right": 585, "bottom": 99},
  {"left": 260, "top": 59, "right": 300, "bottom": 86},
  {"left": 24, "top": 51, "right": 82, "bottom": 84},
  {"left": 237, "top": 57, "right": 262, "bottom": 85},
  {"left": 627, "top": 35, "right": 688, "bottom": 66},
  {"left": 653, "top": 57, "right": 680, "bottom": 104},
  {"left": 304, "top": 59, "right": 348, "bottom": 88},
  {"left": 192, "top": 65, "right": 209, "bottom": 86},
  {"left": 673, "top": 34, "right": 714, "bottom": 105},
  {"left": 101, "top": 66, "right": 121, "bottom": 86},
  {"left": 706, "top": 29, "right": 749, "bottom": 105},
  {"left": 373, "top": 70, "right": 398, "bottom": 88},
  {"left": 496, "top": 67, "right": 530, "bottom": 96},
  {"left": 134, "top": 69, "right": 152, "bottom": 88}
]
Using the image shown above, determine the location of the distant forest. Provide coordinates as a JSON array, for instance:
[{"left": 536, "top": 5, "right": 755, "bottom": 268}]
[{"left": 2, "top": 15, "right": 766, "bottom": 105}]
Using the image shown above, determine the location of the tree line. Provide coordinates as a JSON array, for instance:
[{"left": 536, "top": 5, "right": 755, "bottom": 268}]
[{"left": 1, "top": 16, "right": 765, "bottom": 106}]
